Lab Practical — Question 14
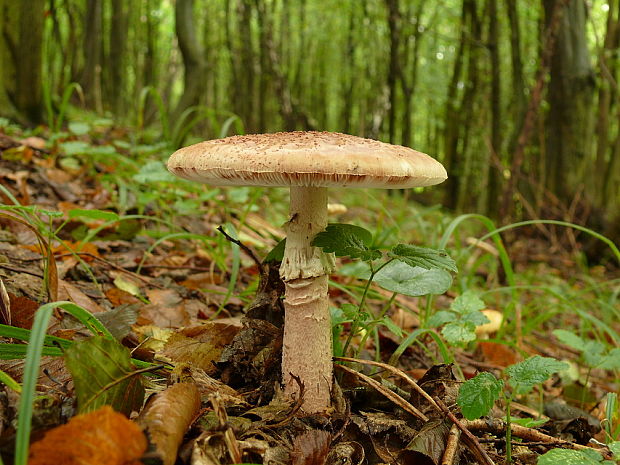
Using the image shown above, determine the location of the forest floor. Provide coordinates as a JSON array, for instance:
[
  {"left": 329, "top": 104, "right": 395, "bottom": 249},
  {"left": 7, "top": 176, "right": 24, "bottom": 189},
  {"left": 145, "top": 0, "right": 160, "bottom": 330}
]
[{"left": 0, "top": 123, "right": 618, "bottom": 465}]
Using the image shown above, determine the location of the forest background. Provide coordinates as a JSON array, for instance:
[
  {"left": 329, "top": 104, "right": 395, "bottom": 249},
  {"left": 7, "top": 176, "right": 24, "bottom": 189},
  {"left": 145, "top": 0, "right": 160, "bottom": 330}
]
[{"left": 1, "top": 0, "right": 619, "bottom": 252}]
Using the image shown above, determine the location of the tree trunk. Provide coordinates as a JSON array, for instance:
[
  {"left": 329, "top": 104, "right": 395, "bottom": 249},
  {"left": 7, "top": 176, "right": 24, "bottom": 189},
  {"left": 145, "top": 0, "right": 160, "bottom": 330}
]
[
  {"left": 108, "top": 0, "right": 128, "bottom": 115},
  {"left": 80, "top": 0, "right": 103, "bottom": 111},
  {"left": 0, "top": 0, "right": 45, "bottom": 124},
  {"left": 544, "top": 0, "right": 595, "bottom": 200},
  {"left": 173, "top": 0, "right": 208, "bottom": 122},
  {"left": 385, "top": 0, "right": 401, "bottom": 144},
  {"left": 487, "top": 0, "right": 502, "bottom": 216}
]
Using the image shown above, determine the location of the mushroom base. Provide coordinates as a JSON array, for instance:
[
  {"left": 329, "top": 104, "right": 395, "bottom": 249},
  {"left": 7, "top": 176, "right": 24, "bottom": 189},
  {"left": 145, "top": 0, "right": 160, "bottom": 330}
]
[{"left": 281, "top": 274, "right": 332, "bottom": 412}]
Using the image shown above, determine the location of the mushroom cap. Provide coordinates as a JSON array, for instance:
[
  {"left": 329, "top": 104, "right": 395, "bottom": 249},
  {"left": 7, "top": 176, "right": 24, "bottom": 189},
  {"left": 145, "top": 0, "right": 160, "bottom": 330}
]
[{"left": 167, "top": 131, "right": 447, "bottom": 189}]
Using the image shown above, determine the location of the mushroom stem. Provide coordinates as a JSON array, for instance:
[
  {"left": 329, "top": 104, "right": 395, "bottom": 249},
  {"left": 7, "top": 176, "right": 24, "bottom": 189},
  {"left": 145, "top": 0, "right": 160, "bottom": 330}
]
[{"left": 280, "top": 186, "right": 335, "bottom": 413}]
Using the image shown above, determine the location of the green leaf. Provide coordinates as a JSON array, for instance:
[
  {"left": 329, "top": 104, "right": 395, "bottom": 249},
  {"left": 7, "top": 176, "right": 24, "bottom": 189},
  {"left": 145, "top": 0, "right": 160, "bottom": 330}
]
[
  {"left": 596, "top": 348, "right": 620, "bottom": 370},
  {"left": 583, "top": 341, "right": 607, "bottom": 368},
  {"left": 64, "top": 336, "right": 144, "bottom": 415},
  {"left": 427, "top": 310, "right": 457, "bottom": 328},
  {"left": 442, "top": 321, "right": 477, "bottom": 344},
  {"left": 312, "top": 223, "right": 382, "bottom": 261},
  {"left": 380, "top": 316, "right": 403, "bottom": 338},
  {"left": 264, "top": 239, "right": 285, "bottom": 263},
  {"left": 509, "top": 417, "right": 549, "bottom": 428},
  {"left": 537, "top": 449, "right": 606, "bottom": 465},
  {"left": 68, "top": 209, "right": 120, "bottom": 223},
  {"left": 457, "top": 372, "right": 503, "bottom": 420},
  {"left": 461, "top": 311, "right": 490, "bottom": 327},
  {"left": 389, "top": 244, "right": 457, "bottom": 273},
  {"left": 60, "top": 140, "right": 91, "bottom": 156},
  {"left": 506, "top": 356, "right": 569, "bottom": 395},
  {"left": 374, "top": 261, "right": 452, "bottom": 297},
  {"left": 341, "top": 303, "right": 360, "bottom": 320},
  {"left": 553, "top": 329, "right": 586, "bottom": 351},
  {"left": 450, "top": 291, "right": 485, "bottom": 314},
  {"left": 608, "top": 441, "right": 620, "bottom": 458},
  {"left": 68, "top": 121, "right": 91, "bottom": 135}
]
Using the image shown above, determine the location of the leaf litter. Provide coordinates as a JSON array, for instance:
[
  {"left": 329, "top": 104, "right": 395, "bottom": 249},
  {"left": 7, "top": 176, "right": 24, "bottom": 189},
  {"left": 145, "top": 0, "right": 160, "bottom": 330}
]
[{"left": 0, "top": 128, "right": 618, "bottom": 464}]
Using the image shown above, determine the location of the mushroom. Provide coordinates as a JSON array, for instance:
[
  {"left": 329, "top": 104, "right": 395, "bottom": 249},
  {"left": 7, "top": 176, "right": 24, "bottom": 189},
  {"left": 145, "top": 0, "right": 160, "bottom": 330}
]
[{"left": 167, "top": 131, "right": 447, "bottom": 413}]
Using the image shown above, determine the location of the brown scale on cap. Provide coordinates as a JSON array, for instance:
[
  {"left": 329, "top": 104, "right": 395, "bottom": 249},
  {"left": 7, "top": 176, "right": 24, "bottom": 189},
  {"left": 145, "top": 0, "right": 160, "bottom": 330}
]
[{"left": 166, "top": 131, "right": 447, "bottom": 189}]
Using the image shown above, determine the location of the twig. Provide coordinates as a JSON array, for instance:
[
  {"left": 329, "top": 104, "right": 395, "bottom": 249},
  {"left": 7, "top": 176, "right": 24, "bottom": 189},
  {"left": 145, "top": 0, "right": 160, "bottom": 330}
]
[
  {"left": 52, "top": 252, "right": 164, "bottom": 289},
  {"left": 335, "top": 357, "right": 495, "bottom": 465},
  {"left": 0, "top": 263, "right": 44, "bottom": 278},
  {"left": 464, "top": 418, "right": 612, "bottom": 459},
  {"left": 334, "top": 363, "right": 428, "bottom": 422},
  {"left": 216, "top": 225, "right": 262, "bottom": 268},
  {"left": 441, "top": 424, "right": 461, "bottom": 465}
]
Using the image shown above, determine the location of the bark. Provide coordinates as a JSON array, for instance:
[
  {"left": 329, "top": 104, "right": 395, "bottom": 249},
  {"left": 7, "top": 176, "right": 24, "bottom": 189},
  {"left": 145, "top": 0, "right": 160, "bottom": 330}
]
[
  {"left": 385, "top": 0, "right": 401, "bottom": 144},
  {"left": 0, "top": 0, "right": 45, "bottom": 124},
  {"left": 487, "top": 0, "right": 502, "bottom": 216},
  {"left": 173, "top": 0, "right": 208, "bottom": 121},
  {"left": 80, "top": 0, "right": 103, "bottom": 111},
  {"left": 443, "top": 0, "right": 467, "bottom": 209},
  {"left": 108, "top": 0, "right": 128, "bottom": 114},
  {"left": 544, "top": 0, "right": 595, "bottom": 200},
  {"left": 280, "top": 187, "right": 335, "bottom": 413}
]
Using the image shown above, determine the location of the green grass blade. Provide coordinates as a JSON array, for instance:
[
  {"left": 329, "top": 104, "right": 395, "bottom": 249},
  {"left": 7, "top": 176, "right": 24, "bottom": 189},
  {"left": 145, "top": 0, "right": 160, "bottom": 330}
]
[
  {"left": 0, "top": 369, "right": 21, "bottom": 393},
  {"left": 0, "top": 324, "right": 72, "bottom": 348}
]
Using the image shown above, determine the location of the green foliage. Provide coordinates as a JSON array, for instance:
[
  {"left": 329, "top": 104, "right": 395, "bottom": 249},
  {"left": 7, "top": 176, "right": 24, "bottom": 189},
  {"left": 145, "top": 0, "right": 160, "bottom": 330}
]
[
  {"left": 553, "top": 330, "right": 620, "bottom": 370},
  {"left": 65, "top": 336, "right": 145, "bottom": 415},
  {"left": 457, "top": 372, "right": 504, "bottom": 420},
  {"left": 389, "top": 244, "right": 457, "bottom": 273},
  {"left": 374, "top": 261, "right": 452, "bottom": 297},
  {"left": 537, "top": 448, "right": 614, "bottom": 465},
  {"left": 428, "top": 290, "right": 488, "bottom": 344},
  {"left": 312, "top": 223, "right": 381, "bottom": 261},
  {"left": 506, "top": 356, "right": 569, "bottom": 395}
]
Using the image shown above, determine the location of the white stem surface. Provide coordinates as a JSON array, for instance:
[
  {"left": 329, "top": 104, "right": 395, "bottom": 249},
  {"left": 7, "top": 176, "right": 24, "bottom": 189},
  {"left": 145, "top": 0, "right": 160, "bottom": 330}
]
[{"left": 280, "top": 186, "right": 335, "bottom": 413}]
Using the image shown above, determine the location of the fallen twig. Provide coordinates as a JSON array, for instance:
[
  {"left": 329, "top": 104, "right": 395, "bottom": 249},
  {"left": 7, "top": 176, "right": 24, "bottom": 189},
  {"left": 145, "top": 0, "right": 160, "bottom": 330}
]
[{"left": 441, "top": 424, "right": 461, "bottom": 465}]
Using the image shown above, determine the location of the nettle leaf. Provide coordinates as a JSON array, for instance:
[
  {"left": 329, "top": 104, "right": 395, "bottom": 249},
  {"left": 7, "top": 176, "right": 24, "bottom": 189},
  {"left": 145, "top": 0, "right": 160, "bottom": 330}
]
[
  {"left": 537, "top": 448, "right": 610, "bottom": 465},
  {"left": 553, "top": 329, "right": 586, "bottom": 351},
  {"left": 389, "top": 244, "right": 457, "bottom": 273},
  {"left": 374, "top": 261, "right": 453, "bottom": 297},
  {"left": 608, "top": 441, "right": 620, "bottom": 458},
  {"left": 450, "top": 291, "right": 485, "bottom": 314},
  {"left": 442, "top": 321, "right": 477, "bottom": 344},
  {"left": 341, "top": 303, "right": 360, "bottom": 320},
  {"left": 596, "top": 348, "right": 620, "bottom": 370},
  {"left": 457, "top": 372, "right": 503, "bottom": 420},
  {"left": 312, "top": 223, "right": 382, "bottom": 261},
  {"left": 65, "top": 336, "right": 144, "bottom": 415},
  {"left": 583, "top": 341, "right": 607, "bottom": 368},
  {"left": 506, "top": 356, "right": 569, "bottom": 395},
  {"left": 427, "top": 310, "right": 457, "bottom": 328}
]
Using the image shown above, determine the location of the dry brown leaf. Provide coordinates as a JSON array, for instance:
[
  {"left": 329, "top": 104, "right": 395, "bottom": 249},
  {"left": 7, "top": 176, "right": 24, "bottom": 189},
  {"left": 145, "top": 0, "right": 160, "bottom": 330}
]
[
  {"left": 138, "top": 383, "right": 201, "bottom": 465},
  {"left": 162, "top": 323, "right": 239, "bottom": 374},
  {"left": 137, "top": 289, "right": 189, "bottom": 328},
  {"left": 479, "top": 341, "right": 518, "bottom": 367},
  {"left": 105, "top": 287, "right": 141, "bottom": 306},
  {"left": 29, "top": 405, "right": 147, "bottom": 465},
  {"left": 58, "top": 280, "right": 105, "bottom": 314},
  {"left": 8, "top": 293, "right": 39, "bottom": 329}
]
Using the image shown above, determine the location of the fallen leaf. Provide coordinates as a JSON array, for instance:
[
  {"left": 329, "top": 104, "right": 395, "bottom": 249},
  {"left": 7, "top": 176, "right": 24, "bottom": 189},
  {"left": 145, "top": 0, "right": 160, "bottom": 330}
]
[
  {"left": 7, "top": 293, "right": 39, "bottom": 329},
  {"left": 138, "top": 383, "right": 201, "bottom": 465},
  {"left": 64, "top": 336, "right": 144, "bottom": 415},
  {"left": 58, "top": 280, "right": 105, "bottom": 314},
  {"left": 29, "top": 405, "right": 147, "bottom": 465},
  {"left": 479, "top": 341, "right": 518, "bottom": 367}
]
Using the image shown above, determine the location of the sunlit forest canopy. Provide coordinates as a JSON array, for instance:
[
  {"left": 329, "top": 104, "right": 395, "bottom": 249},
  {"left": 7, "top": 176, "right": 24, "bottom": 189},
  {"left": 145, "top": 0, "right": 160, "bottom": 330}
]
[{"left": 1, "top": 0, "right": 618, "bottom": 248}]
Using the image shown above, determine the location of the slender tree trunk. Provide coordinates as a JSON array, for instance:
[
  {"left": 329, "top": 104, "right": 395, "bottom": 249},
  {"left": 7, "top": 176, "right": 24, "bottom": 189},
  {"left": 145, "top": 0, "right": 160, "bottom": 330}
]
[
  {"left": 487, "top": 0, "right": 502, "bottom": 216},
  {"left": 81, "top": 0, "right": 103, "bottom": 111},
  {"left": 108, "top": 0, "right": 128, "bottom": 114},
  {"left": 0, "top": 0, "right": 45, "bottom": 124},
  {"left": 443, "top": 1, "right": 467, "bottom": 209},
  {"left": 173, "top": 0, "right": 208, "bottom": 122},
  {"left": 385, "top": 0, "right": 401, "bottom": 144},
  {"left": 544, "top": 0, "right": 595, "bottom": 200}
]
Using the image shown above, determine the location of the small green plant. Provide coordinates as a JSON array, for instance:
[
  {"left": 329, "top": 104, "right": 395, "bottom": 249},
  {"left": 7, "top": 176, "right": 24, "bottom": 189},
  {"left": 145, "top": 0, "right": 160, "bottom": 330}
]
[
  {"left": 457, "top": 356, "right": 569, "bottom": 464},
  {"left": 312, "top": 223, "right": 457, "bottom": 357},
  {"left": 427, "top": 290, "right": 489, "bottom": 345}
]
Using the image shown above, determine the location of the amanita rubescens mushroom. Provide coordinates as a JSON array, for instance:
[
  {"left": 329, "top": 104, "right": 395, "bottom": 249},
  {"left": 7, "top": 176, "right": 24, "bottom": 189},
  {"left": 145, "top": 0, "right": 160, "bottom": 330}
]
[{"left": 167, "top": 131, "right": 447, "bottom": 413}]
